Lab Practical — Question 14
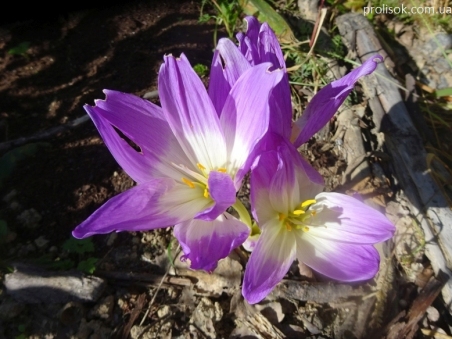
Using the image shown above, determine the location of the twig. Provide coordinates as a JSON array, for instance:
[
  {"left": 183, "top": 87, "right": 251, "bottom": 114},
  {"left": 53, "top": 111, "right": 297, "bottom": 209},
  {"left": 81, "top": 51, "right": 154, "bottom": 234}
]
[{"left": 0, "top": 115, "right": 90, "bottom": 153}]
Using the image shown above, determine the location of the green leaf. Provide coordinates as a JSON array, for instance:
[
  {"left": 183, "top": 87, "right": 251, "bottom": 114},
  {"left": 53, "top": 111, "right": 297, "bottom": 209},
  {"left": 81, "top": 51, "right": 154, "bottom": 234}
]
[
  {"left": 0, "top": 220, "right": 8, "bottom": 238},
  {"left": 239, "top": 0, "right": 295, "bottom": 42},
  {"left": 193, "top": 63, "right": 209, "bottom": 78},
  {"left": 436, "top": 87, "right": 452, "bottom": 98},
  {"left": 77, "top": 257, "right": 98, "bottom": 274},
  {"left": 8, "top": 42, "right": 30, "bottom": 56},
  {"left": 62, "top": 237, "right": 95, "bottom": 254}
]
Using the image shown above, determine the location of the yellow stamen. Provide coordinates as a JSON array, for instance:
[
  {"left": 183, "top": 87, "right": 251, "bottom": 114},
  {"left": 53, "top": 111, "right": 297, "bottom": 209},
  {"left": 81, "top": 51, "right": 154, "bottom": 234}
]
[
  {"left": 217, "top": 167, "right": 227, "bottom": 173},
  {"left": 293, "top": 209, "right": 305, "bottom": 215},
  {"left": 303, "top": 226, "right": 309, "bottom": 232},
  {"left": 278, "top": 213, "right": 286, "bottom": 221},
  {"left": 311, "top": 210, "right": 317, "bottom": 216},
  {"left": 197, "top": 163, "right": 206, "bottom": 171},
  {"left": 285, "top": 222, "right": 292, "bottom": 231},
  {"left": 203, "top": 188, "right": 209, "bottom": 198},
  {"left": 182, "top": 177, "right": 195, "bottom": 188},
  {"left": 301, "top": 199, "right": 316, "bottom": 209}
]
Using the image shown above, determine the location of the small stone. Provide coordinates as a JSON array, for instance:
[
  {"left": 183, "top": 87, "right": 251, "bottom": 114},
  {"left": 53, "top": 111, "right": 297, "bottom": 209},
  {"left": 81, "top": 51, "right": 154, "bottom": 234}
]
[
  {"left": 17, "top": 209, "right": 42, "bottom": 229},
  {"left": 106, "top": 233, "right": 117, "bottom": 246},
  {"left": 157, "top": 305, "right": 170, "bottom": 318},
  {"left": 34, "top": 236, "right": 49, "bottom": 249},
  {"left": 426, "top": 306, "right": 440, "bottom": 323},
  {"left": 89, "top": 295, "right": 114, "bottom": 320}
]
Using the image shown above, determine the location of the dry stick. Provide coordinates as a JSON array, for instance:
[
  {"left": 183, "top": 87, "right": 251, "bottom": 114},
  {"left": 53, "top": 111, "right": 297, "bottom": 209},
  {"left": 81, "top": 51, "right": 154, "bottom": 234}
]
[
  {"left": 0, "top": 90, "right": 159, "bottom": 153},
  {"left": 138, "top": 244, "right": 181, "bottom": 327},
  {"left": 0, "top": 115, "right": 90, "bottom": 153}
]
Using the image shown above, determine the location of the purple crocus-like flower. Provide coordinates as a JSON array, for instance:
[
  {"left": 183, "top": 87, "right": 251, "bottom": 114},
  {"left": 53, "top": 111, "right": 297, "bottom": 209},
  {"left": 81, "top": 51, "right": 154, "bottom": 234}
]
[
  {"left": 72, "top": 54, "right": 283, "bottom": 271},
  {"left": 243, "top": 138, "right": 395, "bottom": 304},
  {"left": 212, "top": 16, "right": 383, "bottom": 147}
]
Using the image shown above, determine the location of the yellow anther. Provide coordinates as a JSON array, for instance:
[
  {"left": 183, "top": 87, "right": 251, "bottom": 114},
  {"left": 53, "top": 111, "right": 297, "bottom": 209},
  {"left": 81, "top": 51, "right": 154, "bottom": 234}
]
[
  {"left": 285, "top": 222, "right": 292, "bottom": 231},
  {"left": 217, "top": 167, "right": 227, "bottom": 173},
  {"left": 278, "top": 213, "right": 286, "bottom": 221},
  {"left": 311, "top": 210, "right": 317, "bottom": 216},
  {"left": 197, "top": 163, "right": 206, "bottom": 171},
  {"left": 203, "top": 188, "right": 209, "bottom": 198},
  {"left": 293, "top": 209, "right": 305, "bottom": 215},
  {"left": 301, "top": 199, "right": 316, "bottom": 209},
  {"left": 182, "top": 177, "right": 195, "bottom": 188},
  {"left": 303, "top": 226, "right": 309, "bottom": 232}
]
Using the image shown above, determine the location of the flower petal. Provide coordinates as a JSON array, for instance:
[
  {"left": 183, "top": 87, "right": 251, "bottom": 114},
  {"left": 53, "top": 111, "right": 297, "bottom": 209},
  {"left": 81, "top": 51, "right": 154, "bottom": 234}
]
[
  {"left": 258, "top": 22, "right": 286, "bottom": 70},
  {"left": 237, "top": 16, "right": 261, "bottom": 64},
  {"left": 174, "top": 212, "right": 249, "bottom": 271},
  {"left": 296, "top": 233, "right": 380, "bottom": 281},
  {"left": 242, "top": 221, "right": 296, "bottom": 304},
  {"left": 293, "top": 56, "right": 383, "bottom": 147},
  {"left": 305, "top": 192, "right": 395, "bottom": 243},
  {"left": 195, "top": 171, "right": 236, "bottom": 221},
  {"left": 158, "top": 54, "right": 227, "bottom": 170},
  {"left": 220, "top": 63, "right": 284, "bottom": 184},
  {"left": 87, "top": 90, "right": 191, "bottom": 183},
  {"left": 72, "top": 179, "right": 183, "bottom": 238}
]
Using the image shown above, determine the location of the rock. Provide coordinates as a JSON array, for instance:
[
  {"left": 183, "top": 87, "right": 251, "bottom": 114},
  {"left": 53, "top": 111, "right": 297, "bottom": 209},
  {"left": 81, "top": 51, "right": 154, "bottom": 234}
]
[
  {"left": 256, "top": 301, "right": 284, "bottom": 324},
  {"left": 189, "top": 297, "right": 223, "bottom": 338},
  {"left": 34, "top": 236, "right": 49, "bottom": 249},
  {"left": 426, "top": 306, "right": 440, "bottom": 323},
  {"left": 5, "top": 264, "right": 106, "bottom": 303},
  {"left": 16, "top": 209, "right": 41, "bottom": 228},
  {"left": 157, "top": 305, "right": 171, "bottom": 318},
  {"left": 89, "top": 295, "right": 114, "bottom": 320}
]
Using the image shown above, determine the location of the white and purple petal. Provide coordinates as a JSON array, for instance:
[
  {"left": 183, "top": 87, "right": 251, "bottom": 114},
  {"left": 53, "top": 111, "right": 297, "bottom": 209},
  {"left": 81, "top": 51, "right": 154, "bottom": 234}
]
[
  {"left": 305, "top": 192, "right": 395, "bottom": 243},
  {"left": 72, "top": 178, "right": 184, "bottom": 239},
  {"left": 174, "top": 212, "right": 250, "bottom": 271},
  {"left": 158, "top": 54, "right": 228, "bottom": 170},
  {"left": 242, "top": 221, "right": 296, "bottom": 304},
  {"left": 220, "top": 63, "right": 284, "bottom": 185},
  {"left": 292, "top": 56, "right": 383, "bottom": 147},
  {"left": 295, "top": 233, "right": 380, "bottom": 281}
]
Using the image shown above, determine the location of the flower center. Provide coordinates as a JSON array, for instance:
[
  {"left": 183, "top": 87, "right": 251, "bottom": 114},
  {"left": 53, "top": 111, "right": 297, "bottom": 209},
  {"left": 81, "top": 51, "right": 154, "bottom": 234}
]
[
  {"left": 180, "top": 162, "right": 228, "bottom": 199},
  {"left": 279, "top": 199, "right": 317, "bottom": 232}
]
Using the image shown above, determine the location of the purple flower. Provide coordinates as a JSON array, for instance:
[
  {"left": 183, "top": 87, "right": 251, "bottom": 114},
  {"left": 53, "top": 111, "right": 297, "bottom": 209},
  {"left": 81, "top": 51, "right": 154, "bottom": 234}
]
[
  {"left": 212, "top": 16, "right": 383, "bottom": 146},
  {"left": 243, "top": 139, "right": 395, "bottom": 304},
  {"left": 72, "top": 53, "right": 283, "bottom": 271}
]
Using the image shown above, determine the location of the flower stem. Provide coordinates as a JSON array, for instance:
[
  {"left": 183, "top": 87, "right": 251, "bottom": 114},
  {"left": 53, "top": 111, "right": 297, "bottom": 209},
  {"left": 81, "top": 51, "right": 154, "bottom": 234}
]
[{"left": 232, "top": 198, "right": 252, "bottom": 229}]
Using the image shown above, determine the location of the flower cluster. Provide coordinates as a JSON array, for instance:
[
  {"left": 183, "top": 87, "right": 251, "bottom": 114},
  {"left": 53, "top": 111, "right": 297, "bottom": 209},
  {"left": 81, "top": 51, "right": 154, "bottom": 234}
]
[{"left": 73, "top": 16, "right": 395, "bottom": 304}]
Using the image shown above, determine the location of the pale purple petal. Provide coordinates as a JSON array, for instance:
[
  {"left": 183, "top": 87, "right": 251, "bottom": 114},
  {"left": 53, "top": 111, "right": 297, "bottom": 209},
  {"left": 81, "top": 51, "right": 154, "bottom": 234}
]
[
  {"left": 242, "top": 222, "right": 296, "bottom": 304},
  {"left": 158, "top": 54, "right": 227, "bottom": 169},
  {"left": 268, "top": 73, "right": 292, "bottom": 139},
  {"left": 293, "top": 56, "right": 383, "bottom": 147},
  {"left": 220, "top": 63, "right": 284, "bottom": 184},
  {"left": 195, "top": 171, "right": 236, "bottom": 221},
  {"left": 208, "top": 50, "right": 232, "bottom": 116},
  {"left": 237, "top": 16, "right": 260, "bottom": 63},
  {"left": 174, "top": 213, "right": 250, "bottom": 271},
  {"left": 86, "top": 90, "right": 191, "bottom": 183},
  {"left": 258, "top": 22, "right": 285, "bottom": 71},
  {"left": 296, "top": 233, "right": 380, "bottom": 281},
  {"left": 306, "top": 192, "right": 395, "bottom": 243},
  {"left": 72, "top": 179, "right": 182, "bottom": 239}
]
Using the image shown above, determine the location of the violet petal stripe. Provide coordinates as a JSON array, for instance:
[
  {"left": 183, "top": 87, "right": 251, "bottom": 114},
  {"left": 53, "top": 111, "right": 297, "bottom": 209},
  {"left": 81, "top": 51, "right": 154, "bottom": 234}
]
[
  {"left": 305, "top": 192, "right": 395, "bottom": 243},
  {"left": 220, "top": 63, "right": 284, "bottom": 185},
  {"left": 242, "top": 222, "right": 296, "bottom": 304},
  {"left": 268, "top": 73, "right": 292, "bottom": 139},
  {"left": 158, "top": 54, "right": 227, "bottom": 170},
  {"left": 208, "top": 39, "right": 251, "bottom": 114},
  {"left": 194, "top": 171, "right": 236, "bottom": 221},
  {"left": 84, "top": 104, "right": 156, "bottom": 184},
  {"left": 174, "top": 212, "right": 250, "bottom": 271},
  {"left": 293, "top": 56, "right": 383, "bottom": 147},
  {"left": 258, "top": 22, "right": 285, "bottom": 71},
  {"left": 237, "top": 16, "right": 260, "bottom": 63},
  {"left": 208, "top": 49, "right": 232, "bottom": 116},
  {"left": 89, "top": 90, "right": 192, "bottom": 182},
  {"left": 250, "top": 149, "right": 280, "bottom": 224},
  {"left": 296, "top": 233, "right": 380, "bottom": 281},
  {"left": 72, "top": 178, "right": 182, "bottom": 239}
]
